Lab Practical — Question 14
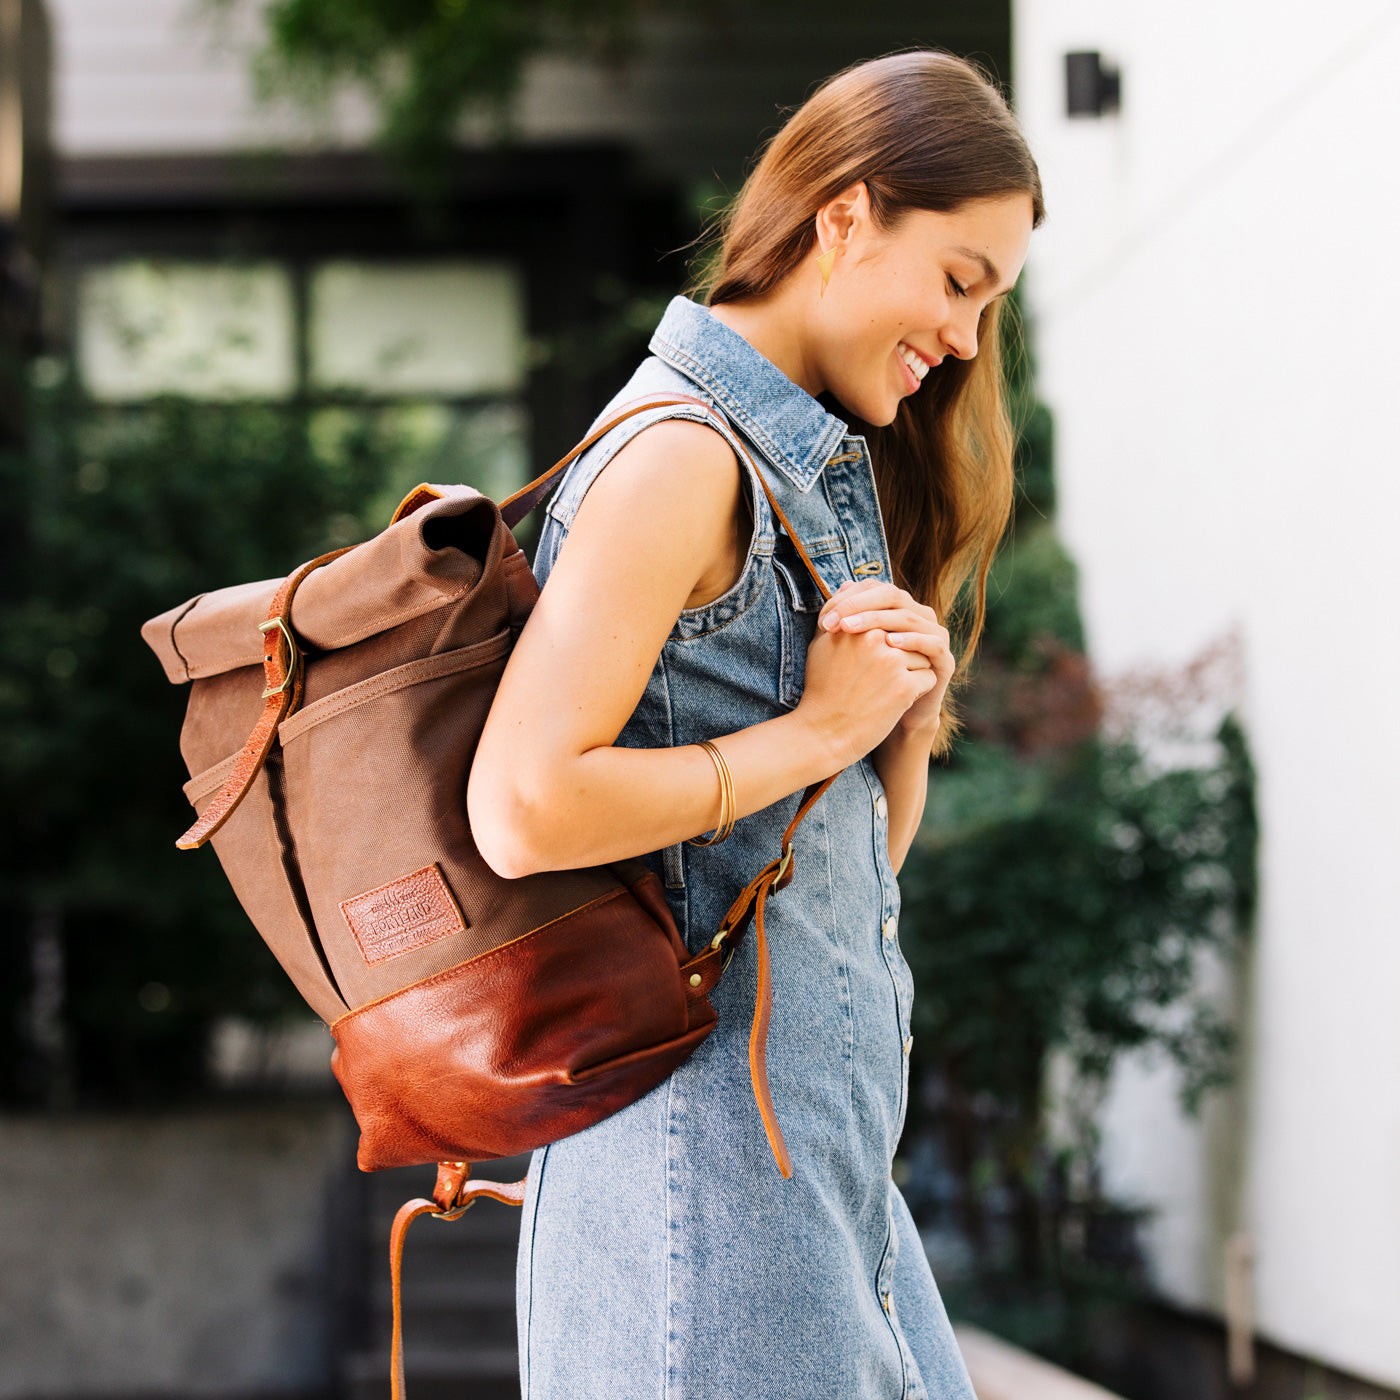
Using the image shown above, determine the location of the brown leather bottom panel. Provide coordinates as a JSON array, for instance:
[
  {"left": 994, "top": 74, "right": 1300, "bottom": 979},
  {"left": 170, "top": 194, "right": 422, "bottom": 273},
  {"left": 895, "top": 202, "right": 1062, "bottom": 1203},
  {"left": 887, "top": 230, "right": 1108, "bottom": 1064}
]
[{"left": 330, "top": 886, "right": 717, "bottom": 1169}]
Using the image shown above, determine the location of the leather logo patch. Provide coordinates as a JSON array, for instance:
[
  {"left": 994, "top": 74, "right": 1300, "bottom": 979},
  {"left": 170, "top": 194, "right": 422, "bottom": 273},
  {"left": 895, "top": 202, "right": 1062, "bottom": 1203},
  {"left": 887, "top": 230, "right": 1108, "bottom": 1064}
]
[{"left": 340, "top": 864, "right": 466, "bottom": 965}]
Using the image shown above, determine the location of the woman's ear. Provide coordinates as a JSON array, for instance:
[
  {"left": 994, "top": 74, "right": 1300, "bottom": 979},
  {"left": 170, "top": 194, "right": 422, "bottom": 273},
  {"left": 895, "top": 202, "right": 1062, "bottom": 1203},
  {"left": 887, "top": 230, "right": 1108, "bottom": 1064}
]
[{"left": 813, "top": 181, "right": 871, "bottom": 256}]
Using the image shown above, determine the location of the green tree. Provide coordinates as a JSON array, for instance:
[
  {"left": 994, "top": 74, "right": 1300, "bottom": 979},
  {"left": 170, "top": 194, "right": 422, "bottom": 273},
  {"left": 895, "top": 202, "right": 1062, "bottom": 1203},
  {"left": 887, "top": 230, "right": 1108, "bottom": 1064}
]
[{"left": 0, "top": 366, "right": 415, "bottom": 1106}]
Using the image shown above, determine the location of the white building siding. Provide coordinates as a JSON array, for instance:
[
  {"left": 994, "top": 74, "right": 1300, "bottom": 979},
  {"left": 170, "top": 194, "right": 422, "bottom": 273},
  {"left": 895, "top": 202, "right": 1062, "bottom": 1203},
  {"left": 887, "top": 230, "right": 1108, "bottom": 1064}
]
[
  {"left": 1015, "top": 0, "right": 1400, "bottom": 1386},
  {"left": 46, "top": 0, "right": 381, "bottom": 153},
  {"left": 45, "top": 0, "right": 1008, "bottom": 185}
]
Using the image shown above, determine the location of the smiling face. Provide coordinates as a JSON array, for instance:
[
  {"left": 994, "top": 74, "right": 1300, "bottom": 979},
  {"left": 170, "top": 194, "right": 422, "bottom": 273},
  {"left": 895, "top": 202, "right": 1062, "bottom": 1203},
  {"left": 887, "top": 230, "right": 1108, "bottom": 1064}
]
[{"left": 808, "top": 186, "right": 1035, "bottom": 425}]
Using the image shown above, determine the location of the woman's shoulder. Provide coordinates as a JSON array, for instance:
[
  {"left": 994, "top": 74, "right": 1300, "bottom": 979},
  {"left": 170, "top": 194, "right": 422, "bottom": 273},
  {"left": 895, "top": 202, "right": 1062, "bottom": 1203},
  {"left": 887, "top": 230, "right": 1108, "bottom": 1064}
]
[
  {"left": 569, "top": 417, "right": 746, "bottom": 558},
  {"left": 545, "top": 360, "right": 747, "bottom": 529}
]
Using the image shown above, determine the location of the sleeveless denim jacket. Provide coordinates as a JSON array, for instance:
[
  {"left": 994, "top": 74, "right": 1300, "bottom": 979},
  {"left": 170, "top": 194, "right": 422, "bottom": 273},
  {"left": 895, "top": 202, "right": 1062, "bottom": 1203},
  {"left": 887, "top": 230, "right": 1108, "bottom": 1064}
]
[{"left": 515, "top": 296, "right": 977, "bottom": 1400}]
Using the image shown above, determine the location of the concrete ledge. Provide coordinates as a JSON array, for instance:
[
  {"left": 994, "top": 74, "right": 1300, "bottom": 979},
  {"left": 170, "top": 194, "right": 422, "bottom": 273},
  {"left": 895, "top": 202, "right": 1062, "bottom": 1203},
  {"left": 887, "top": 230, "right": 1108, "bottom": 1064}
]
[
  {"left": 954, "top": 1323, "right": 1128, "bottom": 1400},
  {"left": 0, "top": 1103, "right": 354, "bottom": 1399}
]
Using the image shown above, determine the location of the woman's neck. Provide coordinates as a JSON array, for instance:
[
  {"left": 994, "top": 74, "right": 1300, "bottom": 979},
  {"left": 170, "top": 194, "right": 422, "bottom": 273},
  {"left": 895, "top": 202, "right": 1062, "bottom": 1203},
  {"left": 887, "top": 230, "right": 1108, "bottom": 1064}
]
[{"left": 706, "top": 294, "right": 824, "bottom": 400}]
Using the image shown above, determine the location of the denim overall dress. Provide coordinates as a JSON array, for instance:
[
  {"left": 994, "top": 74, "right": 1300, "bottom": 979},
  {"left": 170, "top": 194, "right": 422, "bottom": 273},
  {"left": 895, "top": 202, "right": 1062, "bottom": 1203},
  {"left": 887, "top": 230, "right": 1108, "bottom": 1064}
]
[{"left": 516, "top": 295, "right": 977, "bottom": 1400}]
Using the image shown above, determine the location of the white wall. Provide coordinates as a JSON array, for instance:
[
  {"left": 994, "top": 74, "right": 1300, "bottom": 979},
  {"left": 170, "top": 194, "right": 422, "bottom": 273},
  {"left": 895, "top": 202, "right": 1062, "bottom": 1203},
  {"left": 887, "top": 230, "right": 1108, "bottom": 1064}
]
[{"left": 1014, "top": 0, "right": 1400, "bottom": 1387}]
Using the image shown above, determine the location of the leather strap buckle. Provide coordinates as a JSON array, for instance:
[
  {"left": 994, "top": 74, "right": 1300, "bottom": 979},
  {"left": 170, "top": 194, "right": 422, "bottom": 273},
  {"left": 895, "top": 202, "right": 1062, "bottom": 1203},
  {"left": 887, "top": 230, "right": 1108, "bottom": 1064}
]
[
  {"left": 257, "top": 616, "right": 299, "bottom": 698},
  {"left": 708, "top": 842, "right": 794, "bottom": 968},
  {"left": 430, "top": 1201, "right": 475, "bottom": 1223},
  {"left": 708, "top": 924, "right": 737, "bottom": 972},
  {"left": 773, "top": 843, "right": 794, "bottom": 885}
]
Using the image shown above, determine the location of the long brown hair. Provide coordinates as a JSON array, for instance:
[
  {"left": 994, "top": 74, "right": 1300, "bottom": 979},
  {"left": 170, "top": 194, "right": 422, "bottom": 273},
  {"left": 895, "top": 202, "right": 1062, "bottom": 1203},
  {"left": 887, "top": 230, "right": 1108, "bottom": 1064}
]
[{"left": 692, "top": 50, "right": 1046, "bottom": 756}]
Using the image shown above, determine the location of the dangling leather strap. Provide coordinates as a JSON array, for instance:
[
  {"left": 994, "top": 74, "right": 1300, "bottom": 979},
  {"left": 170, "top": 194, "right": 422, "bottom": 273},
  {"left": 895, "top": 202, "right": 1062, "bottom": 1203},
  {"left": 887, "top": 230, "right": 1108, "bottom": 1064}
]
[
  {"left": 388, "top": 1162, "right": 528, "bottom": 1400},
  {"left": 702, "top": 775, "right": 830, "bottom": 1178}
]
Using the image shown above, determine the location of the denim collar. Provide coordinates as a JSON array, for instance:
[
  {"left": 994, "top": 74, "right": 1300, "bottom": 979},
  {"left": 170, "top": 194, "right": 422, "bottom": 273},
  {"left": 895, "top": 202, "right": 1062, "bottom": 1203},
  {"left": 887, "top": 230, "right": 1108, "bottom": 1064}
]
[{"left": 648, "top": 295, "right": 850, "bottom": 495}]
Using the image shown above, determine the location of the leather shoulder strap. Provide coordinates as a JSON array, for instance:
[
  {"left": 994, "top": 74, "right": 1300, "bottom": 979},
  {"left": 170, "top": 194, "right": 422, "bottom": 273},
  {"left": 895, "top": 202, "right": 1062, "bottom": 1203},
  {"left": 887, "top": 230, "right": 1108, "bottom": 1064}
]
[{"left": 495, "top": 393, "right": 837, "bottom": 610}]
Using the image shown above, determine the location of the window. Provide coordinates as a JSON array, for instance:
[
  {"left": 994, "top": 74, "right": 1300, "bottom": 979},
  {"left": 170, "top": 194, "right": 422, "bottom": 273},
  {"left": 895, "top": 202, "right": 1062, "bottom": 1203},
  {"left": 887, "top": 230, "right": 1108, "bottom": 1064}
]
[
  {"left": 77, "top": 259, "right": 296, "bottom": 401},
  {"left": 73, "top": 255, "right": 532, "bottom": 503},
  {"left": 308, "top": 260, "right": 525, "bottom": 396},
  {"left": 75, "top": 255, "right": 527, "bottom": 403}
]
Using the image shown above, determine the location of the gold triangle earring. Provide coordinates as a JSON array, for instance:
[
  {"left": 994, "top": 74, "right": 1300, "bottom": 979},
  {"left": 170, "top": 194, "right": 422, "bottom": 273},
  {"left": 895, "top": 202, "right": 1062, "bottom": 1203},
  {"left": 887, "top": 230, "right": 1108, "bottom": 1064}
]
[{"left": 817, "top": 247, "right": 837, "bottom": 297}]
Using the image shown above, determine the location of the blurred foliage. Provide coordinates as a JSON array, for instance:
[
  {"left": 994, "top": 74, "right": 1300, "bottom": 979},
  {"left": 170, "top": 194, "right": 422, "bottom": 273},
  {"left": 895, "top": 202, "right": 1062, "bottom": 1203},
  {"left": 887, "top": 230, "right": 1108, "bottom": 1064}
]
[
  {"left": 902, "top": 714, "right": 1256, "bottom": 1168},
  {"left": 0, "top": 362, "right": 439, "bottom": 1107},
  {"left": 197, "top": 0, "right": 658, "bottom": 217}
]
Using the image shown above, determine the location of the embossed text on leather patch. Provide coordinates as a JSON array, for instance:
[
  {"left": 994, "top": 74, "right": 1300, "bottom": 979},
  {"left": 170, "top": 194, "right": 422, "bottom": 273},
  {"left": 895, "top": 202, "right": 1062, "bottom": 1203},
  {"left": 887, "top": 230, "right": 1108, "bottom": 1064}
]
[{"left": 341, "top": 864, "right": 466, "bottom": 965}]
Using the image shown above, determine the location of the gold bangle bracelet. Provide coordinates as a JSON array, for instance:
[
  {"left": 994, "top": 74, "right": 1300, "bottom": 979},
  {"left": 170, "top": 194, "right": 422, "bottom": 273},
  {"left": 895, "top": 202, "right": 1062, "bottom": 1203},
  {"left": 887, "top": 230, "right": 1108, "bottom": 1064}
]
[
  {"left": 712, "top": 739, "right": 735, "bottom": 842},
  {"left": 686, "top": 738, "right": 735, "bottom": 846}
]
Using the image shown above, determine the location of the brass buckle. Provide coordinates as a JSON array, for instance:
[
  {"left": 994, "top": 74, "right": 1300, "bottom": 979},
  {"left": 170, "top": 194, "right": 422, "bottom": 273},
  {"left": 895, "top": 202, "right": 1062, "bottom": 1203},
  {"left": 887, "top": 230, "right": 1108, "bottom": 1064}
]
[
  {"left": 774, "top": 845, "right": 794, "bottom": 884},
  {"left": 432, "top": 1201, "right": 475, "bottom": 1223},
  {"left": 258, "top": 616, "right": 299, "bottom": 699},
  {"left": 709, "top": 924, "right": 737, "bottom": 974}
]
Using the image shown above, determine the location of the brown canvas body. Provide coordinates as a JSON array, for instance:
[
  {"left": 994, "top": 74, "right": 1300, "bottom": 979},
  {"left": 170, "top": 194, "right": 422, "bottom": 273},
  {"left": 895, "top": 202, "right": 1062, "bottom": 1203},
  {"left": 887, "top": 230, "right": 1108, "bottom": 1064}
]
[{"left": 142, "top": 484, "right": 719, "bottom": 1170}]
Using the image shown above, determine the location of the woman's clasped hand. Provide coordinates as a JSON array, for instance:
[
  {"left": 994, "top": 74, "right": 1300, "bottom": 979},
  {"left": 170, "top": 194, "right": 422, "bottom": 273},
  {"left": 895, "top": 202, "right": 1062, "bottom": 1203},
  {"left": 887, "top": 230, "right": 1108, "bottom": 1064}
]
[{"left": 799, "top": 578, "right": 955, "bottom": 764}]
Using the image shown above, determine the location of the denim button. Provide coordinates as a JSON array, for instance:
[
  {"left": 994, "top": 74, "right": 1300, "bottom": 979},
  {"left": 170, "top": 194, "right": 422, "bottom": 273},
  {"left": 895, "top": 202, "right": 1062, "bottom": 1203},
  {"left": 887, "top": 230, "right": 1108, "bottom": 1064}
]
[
  {"left": 882, "top": 915, "right": 897, "bottom": 941},
  {"left": 874, "top": 793, "right": 888, "bottom": 819},
  {"left": 881, "top": 1290, "right": 893, "bottom": 1313},
  {"left": 902, "top": 1035, "right": 913, "bottom": 1057}
]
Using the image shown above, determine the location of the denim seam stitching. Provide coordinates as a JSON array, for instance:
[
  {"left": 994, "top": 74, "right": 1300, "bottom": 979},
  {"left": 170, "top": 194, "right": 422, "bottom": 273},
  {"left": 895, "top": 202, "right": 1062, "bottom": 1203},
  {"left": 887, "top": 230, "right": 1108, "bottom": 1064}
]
[
  {"left": 776, "top": 569, "right": 798, "bottom": 707},
  {"left": 875, "top": 1207, "right": 910, "bottom": 1400},
  {"left": 773, "top": 553, "right": 825, "bottom": 614},
  {"left": 820, "top": 785, "right": 856, "bottom": 1115},
  {"left": 663, "top": 1071, "right": 679, "bottom": 1400},
  {"left": 670, "top": 565, "right": 769, "bottom": 639},
  {"left": 866, "top": 764, "right": 911, "bottom": 1147},
  {"left": 819, "top": 470, "right": 859, "bottom": 567}
]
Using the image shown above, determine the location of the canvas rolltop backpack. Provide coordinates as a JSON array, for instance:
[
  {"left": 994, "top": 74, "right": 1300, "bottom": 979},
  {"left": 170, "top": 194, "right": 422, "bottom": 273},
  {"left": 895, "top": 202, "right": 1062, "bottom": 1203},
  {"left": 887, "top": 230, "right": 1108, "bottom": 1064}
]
[{"left": 140, "top": 395, "right": 842, "bottom": 1396}]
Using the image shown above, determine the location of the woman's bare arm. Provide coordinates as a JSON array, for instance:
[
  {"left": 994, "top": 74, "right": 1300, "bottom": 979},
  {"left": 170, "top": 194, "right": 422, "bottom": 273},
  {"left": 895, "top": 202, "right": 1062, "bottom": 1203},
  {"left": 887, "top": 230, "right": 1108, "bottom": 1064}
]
[{"left": 467, "top": 420, "right": 845, "bottom": 878}]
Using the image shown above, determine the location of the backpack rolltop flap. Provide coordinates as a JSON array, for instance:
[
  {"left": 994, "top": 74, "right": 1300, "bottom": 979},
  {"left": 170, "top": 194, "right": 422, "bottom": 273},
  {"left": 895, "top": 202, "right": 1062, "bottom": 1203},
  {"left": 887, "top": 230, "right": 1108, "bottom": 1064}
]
[
  {"left": 141, "top": 485, "right": 529, "bottom": 853},
  {"left": 140, "top": 485, "right": 520, "bottom": 687}
]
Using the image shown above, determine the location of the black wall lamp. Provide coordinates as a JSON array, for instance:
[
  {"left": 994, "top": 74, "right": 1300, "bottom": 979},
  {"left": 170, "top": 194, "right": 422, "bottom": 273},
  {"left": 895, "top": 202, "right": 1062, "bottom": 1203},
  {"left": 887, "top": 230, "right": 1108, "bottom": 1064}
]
[{"left": 1065, "top": 51, "right": 1121, "bottom": 117}]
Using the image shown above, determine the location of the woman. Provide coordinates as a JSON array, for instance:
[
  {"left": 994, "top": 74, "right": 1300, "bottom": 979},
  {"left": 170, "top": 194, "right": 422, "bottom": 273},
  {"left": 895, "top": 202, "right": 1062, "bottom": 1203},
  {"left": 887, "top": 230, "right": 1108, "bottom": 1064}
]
[{"left": 468, "top": 47, "right": 1045, "bottom": 1400}]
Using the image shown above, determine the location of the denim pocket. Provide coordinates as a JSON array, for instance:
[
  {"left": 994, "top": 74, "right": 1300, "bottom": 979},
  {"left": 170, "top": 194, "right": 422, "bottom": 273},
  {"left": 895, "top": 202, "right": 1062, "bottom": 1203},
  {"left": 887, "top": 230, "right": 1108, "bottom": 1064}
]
[
  {"left": 773, "top": 551, "right": 825, "bottom": 614},
  {"left": 773, "top": 550, "right": 826, "bottom": 709}
]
